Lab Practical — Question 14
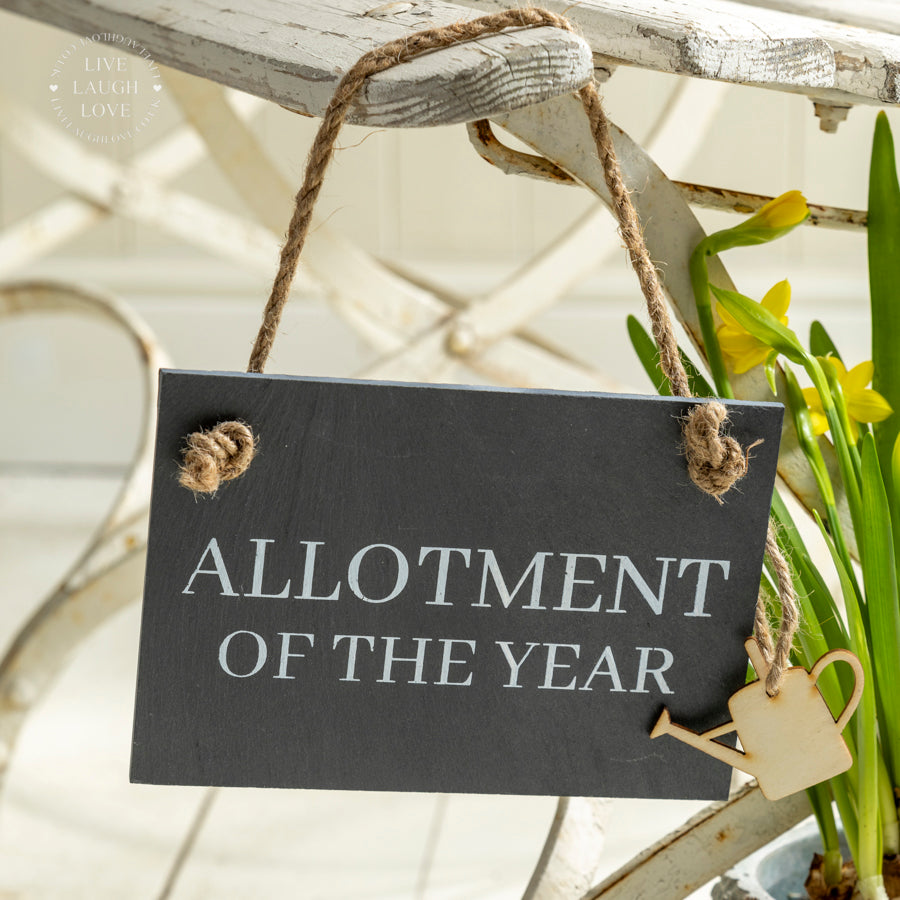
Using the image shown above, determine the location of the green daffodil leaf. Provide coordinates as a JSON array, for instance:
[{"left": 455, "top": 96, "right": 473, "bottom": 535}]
[
  {"left": 709, "top": 285, "right": 807, "bottom": 366},
  {"left": 764, "top": 350, "right": 779, "bottom": 396}
]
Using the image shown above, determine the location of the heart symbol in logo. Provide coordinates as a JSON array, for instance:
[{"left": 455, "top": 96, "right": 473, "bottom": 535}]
[
  {"left": 152, "top": 84, "right": 162, "bottom": 92},
  {"left": 49, "top": 84, "right": 58, "bottom": 92}
]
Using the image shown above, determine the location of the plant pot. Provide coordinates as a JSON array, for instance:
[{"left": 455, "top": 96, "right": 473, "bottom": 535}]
[{"left": 712, "top": 817, "right": 848, "bottom": 900}]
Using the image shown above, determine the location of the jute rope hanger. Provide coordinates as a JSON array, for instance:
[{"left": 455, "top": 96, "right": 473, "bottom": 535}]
[{"left": 176, "top": 6, "right": 798, "bottom": 694}]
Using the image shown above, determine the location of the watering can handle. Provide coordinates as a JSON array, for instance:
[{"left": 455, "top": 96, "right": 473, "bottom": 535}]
[{"left": 810, "top": 649, "right": 865, "bottom": 732}]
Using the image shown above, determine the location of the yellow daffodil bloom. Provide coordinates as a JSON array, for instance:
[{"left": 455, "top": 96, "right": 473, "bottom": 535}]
[
  {"left": 716, "top": 279, "right": 791, "bottom": 374},
  {"left": 702, "top": 192, "right": 810, "bottom": 253},
  {"left": 802, "top": 359, "right": 893, "bottom": 441},
  {"left": 742, "top": 190, "right": 810, "bottom": 231}
]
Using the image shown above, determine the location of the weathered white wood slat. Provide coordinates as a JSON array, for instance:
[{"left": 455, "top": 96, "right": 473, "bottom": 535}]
[
  {"left": 463, "top": 0, "right": 900, "bottom": 106},
  {"left": 0, "top": 0, "right": 593, "bottom": 126},
  {"left": 732, "top": 0, "right": 900, "bottom": 36},
  {"left": 460, "top": 0, "right": 834, "bottom": 89},
  {"left": 10, "top": 0, "right": 900, "bottom": 115},
  {"left": 582, "top": 781, "right": 810, "bottom": 899},
  {"left": 780, "top": 14, "right": 900, "bottom": 104}
]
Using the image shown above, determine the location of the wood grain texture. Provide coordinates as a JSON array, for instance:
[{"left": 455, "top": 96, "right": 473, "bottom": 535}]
[
  {"left": 0, "top": 0, "right": 593, "bottom": 126},
  {"left": 462, "top": 0, "right": 834, "bottom": 88},
  {"left": 12, "top": 0, "right": 900, "bottom": 115},
  {"left": 583, "top": 780, "right": 810, "bottom": 899},
  {"left": 731, "top": 0, "right": 900, "bottom": 36},
  {"left": 651, "top": 640, "right": 863, "bottom": 802},
  {"left": 465, "top": 0, "right": 900, "bottom": 105},
  {"left": 760, "top": 7, "right": 900, "bottom": 104}
]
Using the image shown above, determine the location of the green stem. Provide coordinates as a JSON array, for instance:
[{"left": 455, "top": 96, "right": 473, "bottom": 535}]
[
  {"left": 822, "top": 360, "right": 863, "bottom": 481},
  {"left": 808, "top": 781, "right": 843, "bottom": 887},
  {"left": 817, "top": 513, "right": 882, "bottom": 888},
  {"left": 879, "top": 754, "right": 900, "bottom": 856},
  {"left": 808, "top": 357, "right": 865, "bottom": 537},
  {"left": 851, "top": 596, "right": 883, "bottom": 889},
  {"left": 831, "top": 770, "right": 861, "bottom": 866},
  {"left": 689, "top": 245, "right": 734, "bottom": 399},
  {"left": 783, "top": 365, "right": 864, "bottom": 602}
]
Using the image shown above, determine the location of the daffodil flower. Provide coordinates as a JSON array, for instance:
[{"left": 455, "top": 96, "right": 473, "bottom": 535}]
[
  {"left": 802, "top": 359, "right": 893, "bottom": 442},
  {"left": 716, "top": 279, "right": 791, "bottom": 374},
  {"left": 733, "top": 190, "right": 810, "bottom": 235},
  {"left": 691, "top": 191, "right": 810, "bottom": 398}
]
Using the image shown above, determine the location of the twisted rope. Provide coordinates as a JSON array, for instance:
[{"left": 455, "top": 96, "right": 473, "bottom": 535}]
[
  {"left": 247, "top": 7, "right": 580, "bottom": 374},
  {"left": 177, "top": 7, "right": 797, "bottom": 688},
  {"left": 179, "top": 421, "right": 256, "bottom": 494},
  {"left": 755, "top": 523, "right": 800, "bottom": 695}
]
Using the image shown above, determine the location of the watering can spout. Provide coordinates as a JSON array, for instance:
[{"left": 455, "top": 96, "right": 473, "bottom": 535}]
[
  {"left": 649, "top": 708, "right": 671, "bottom": 739},
  {"left": 650, "top": 640, "right": 865, "bottom": 800},
  {"left": 650, "top": 709, "right": 749, "bottom": 773}
]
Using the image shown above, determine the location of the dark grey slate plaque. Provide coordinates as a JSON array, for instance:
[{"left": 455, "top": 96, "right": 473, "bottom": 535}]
[{"left": 131, "top": 370, "right": 783, "bottom": 800}]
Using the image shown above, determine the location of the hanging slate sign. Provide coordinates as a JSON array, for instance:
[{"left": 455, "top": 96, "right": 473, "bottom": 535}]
[{"left": 130, "top": 370, "right": 783, "bottom": 800}]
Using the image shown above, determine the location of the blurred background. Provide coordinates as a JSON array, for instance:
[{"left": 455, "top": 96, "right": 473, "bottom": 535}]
[{"left": 0, "top": 6, "right": 889, "bottom": 898}]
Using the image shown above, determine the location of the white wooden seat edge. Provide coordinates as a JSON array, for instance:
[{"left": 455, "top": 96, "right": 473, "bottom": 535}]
[
  {"left": 0, "top": 0, "right": 594, "bottom": 127},
  {"left": 730, "top": 0, "right": 900, "bottom": 37},
  {"left": 462, "top": 0, "right": 900, "bottom": 111}
]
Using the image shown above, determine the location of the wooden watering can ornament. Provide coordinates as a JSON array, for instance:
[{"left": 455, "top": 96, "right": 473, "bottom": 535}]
[
  {"left": 129, "top": 9, "right": 820, "bottom": 802},
  {"left": 651, "top": 638, "right": 864, "bottom": 800}
]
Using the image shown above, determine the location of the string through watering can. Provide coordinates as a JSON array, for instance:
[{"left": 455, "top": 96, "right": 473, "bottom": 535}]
[{"left": 650, "top": 638, "right": 865, "bottom": 800}]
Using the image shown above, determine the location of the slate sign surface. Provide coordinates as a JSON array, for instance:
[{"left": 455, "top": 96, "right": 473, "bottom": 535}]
[{"left": 131, "top": 370, "right": 783, "bottom": 800}]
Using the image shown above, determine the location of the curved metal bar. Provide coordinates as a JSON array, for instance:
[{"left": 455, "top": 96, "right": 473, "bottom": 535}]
[
  {"left": 463, "top": 122, "right": 868, "bottom": 231},
  {"left": 0, "top": 280, "right": 167, "bottom": 785},
  {"left": 523, "top": 797, "right": 612, "bottom": 900},
  {"left": 494, "top": 92, "right": 850, "bottom": 545}
]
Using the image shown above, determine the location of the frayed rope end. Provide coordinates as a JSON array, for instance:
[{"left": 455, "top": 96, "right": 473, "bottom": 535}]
[
  {"left": 682, "top": 401, "right": 760, "bottom": 504},
  {"left": 179, "top": 421, "right": 256, "bottom": 494}
]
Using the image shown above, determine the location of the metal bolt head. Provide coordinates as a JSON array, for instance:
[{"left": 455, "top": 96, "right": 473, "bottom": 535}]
[{"left": 812, "top": 101, "right": 851, "bottom": 134}]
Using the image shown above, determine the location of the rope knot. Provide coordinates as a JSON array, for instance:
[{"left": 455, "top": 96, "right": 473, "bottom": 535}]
[
  {"left": 682, "top": 401, "right": 750, "bottom": 503},
  {"left": 179, "top": 421, "right": 256, "bottom": 494}
]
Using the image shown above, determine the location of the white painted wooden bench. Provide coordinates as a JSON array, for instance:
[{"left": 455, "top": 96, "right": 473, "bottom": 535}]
[
  {"left": 7, "top": 0, "right": 900, "bottom": 123},
  {"left": 0, "top": 0, "right": 898, "bottom": 897}
]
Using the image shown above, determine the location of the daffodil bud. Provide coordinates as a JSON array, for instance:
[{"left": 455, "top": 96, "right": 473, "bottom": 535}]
[{"left": 699, "top": 191, "right": 810, "bottom": 255}]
